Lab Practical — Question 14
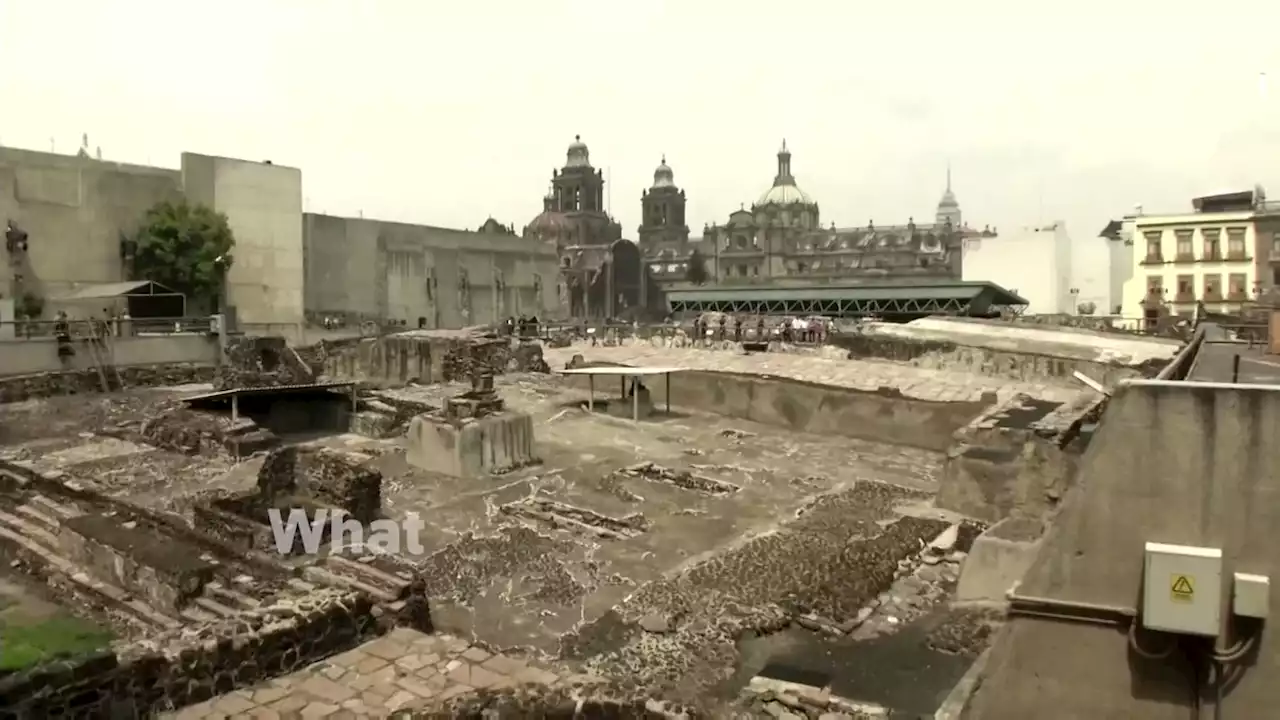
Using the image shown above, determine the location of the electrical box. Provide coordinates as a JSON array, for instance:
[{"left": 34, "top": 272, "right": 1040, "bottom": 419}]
[
  {"left": 1143, "top": 542, "right": 1222, "bottom": 637},
  {"left": 1233, "top": 572, "right": 1270, "bottom": 619}
]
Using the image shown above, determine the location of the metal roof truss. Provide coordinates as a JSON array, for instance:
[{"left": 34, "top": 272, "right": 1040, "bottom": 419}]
[{"left": 669, "top": 295, "right": 982, "bottom": 317}]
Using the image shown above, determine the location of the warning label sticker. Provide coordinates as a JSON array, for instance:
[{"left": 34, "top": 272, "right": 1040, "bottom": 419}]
[{"left": 1171, "top": 575, "right": 1195, "bottom": 603}]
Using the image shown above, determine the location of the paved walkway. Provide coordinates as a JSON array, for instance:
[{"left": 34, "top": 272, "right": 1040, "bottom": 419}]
[{"left": 168, "top": 629, "right": 574, "bottom": 719}]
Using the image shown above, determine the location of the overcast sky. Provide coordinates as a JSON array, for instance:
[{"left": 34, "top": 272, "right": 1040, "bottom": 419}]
[{"left": 3, "top": 0, "right": 1278, "bottom": 244}]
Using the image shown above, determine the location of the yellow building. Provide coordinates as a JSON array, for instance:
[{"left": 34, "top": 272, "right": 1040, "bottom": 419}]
[{"left": 1120, "top": 189, "right": 1280, "bottom": 323}]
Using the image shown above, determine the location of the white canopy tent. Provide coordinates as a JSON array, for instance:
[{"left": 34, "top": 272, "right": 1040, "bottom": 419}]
[{"left": 557, "top": 365, "right": 686, "bottom": 421}]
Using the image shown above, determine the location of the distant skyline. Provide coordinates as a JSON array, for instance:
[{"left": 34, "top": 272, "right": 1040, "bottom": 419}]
[{"left": 2, "top": 0, "right": 1278, "bottom": 243}]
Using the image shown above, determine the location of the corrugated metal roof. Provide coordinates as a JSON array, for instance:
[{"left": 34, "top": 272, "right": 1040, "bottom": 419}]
[
  {"left": 181, "top": 381, "right": 356, "bottom": 403},
  {"left": 665, "top": 281, "right": 1023, "bottom": 304},
  {"left": 51, "top": 280, "right": 182, "bottom": 301}
]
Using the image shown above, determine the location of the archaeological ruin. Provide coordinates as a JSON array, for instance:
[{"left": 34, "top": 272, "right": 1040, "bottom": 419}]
[{"left": 0, "top": 318, "right": 1194, "bottom": 718}]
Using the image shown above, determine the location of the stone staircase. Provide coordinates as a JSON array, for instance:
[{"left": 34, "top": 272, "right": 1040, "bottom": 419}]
[
  {"left": 306, "top": 554, "right": 415, "bottom": 612},
  {"left": 0, "top": 490, "right": 183, "bottom": 634}
]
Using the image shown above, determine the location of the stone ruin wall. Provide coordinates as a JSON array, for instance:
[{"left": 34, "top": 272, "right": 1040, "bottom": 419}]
[
  {"left": 0, "top": 589, "right": 378, "bottom": 718},
  {"left": 254, "top": 446, "right": 382, "bottom": 525},
  {"left": 0, "top": 364, "right": 215, "bottom": 404},
  {"left": 215, "top": 336, "right": 316, "bottom": 390},
  {"left": 0, "top": 455, "right": 431, "bottom": 715},
  {"left": 320, "top": 333, "right": 550, "bottom": 386}
]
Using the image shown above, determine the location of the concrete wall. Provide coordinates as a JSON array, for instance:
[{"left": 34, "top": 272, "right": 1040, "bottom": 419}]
[
  {"left": 564, "top": 370, "right": 990, "bottom": 451},
  {"left": 303, "top": 214, "right": 562, "bottom": 328},
  {"left": 0, "top": 335, "right": 218, "bottom": 377},
  {"left": 964, "top": 380, "right": 1280, "bottom": 719},
  {"left": 0, "top": 147, "right": 182, "bottom": 305},
  {"left": 181, "top": 154, "right": 304, "bottom": 327}
]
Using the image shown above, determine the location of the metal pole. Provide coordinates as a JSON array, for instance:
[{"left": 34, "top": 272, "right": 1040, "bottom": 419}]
[
  {"left": 665, "top": 373, "right": 671, "bottom": 413},
  {"left": 632, "top": 374, "right": 639, "bottom": 421},
  {"left": 588, "top": 375, "right": 594, "bottom": 411},
  {"left": 231, "top": 393, "right": 239, "bottom": 424},
  {"left": 1232, "top": 354, "right": 1241, "bottom": 383}
]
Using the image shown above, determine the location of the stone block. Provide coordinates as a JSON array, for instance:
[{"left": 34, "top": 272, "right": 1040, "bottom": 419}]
[
  {"left": 406, "top": 412, "right": 536, "bottom": 478},
  {"left": 257, "top": 446, "right": 382, "bottom": 524}
]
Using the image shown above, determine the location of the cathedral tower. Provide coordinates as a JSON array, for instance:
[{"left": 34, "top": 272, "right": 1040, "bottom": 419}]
[{"left": 638, "top": 155, "right": 689, "bottom": 248}]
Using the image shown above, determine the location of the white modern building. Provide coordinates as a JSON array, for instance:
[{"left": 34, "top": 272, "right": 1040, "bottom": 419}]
[{"left": 962, "top": 222, "right": 1110, "bottom": 315}]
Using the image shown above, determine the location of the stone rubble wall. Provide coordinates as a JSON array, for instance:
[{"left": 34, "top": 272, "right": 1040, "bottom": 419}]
[
  {"left": 0, "top": 589, "right": 378, "bottom": 718},
  {"left": 256, "top": 446, "right": 382, "bottom": 525},
  {"left": 0, "top": 460, "right": 292, "bottom": 583},
  {"left": 215, "top": 336, "right": 316, "bottom": 390},
  {"left": 320, "top": 333, "right": 549, "bottom": 385},
  {"left": 0, "top": 363, "right": 215, "bottom": 404},
  {"left": 939, "top": 394, "right": 1097, "bottom": 523},
  {"left": 135, "top": 406, "right": 278, "bottom": 457}
]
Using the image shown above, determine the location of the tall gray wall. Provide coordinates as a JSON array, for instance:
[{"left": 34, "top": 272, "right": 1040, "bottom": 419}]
[
  {"left": 0, "top": 147, "right": 181, "bottom": 306},
  {"left": 181, "top": 154, "right": 304, "bottom": 327},
  {"left": 303, "top": 214, "right": 563, "bottom": 328},
  {"left": 965, "top": 380, "right": 1280, "bottom": 719}
]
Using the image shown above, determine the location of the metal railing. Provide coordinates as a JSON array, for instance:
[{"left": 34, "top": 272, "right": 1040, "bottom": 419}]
[{"left": 0, "top": 316, "right": 213, "bottom": 340}]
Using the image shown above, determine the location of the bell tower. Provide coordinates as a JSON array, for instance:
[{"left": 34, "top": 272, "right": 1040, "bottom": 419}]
[{"left": 638, "top": 155, "right": 689, "bottom": 250}]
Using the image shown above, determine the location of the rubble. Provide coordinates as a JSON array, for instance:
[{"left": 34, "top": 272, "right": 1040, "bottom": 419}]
[
  {"left": 214, "top": 335, "right": 315, "bottom": 390},
  {"left": 0, "top": 364, "right": 214, "bottom": 404}
]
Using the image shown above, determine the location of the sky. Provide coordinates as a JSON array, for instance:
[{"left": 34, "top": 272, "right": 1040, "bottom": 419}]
[{"left": 2, "top": 0, "right": 1279, "bottom": 244}]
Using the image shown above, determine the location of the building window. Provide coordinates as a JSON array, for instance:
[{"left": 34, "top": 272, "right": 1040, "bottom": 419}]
[
  {"left": 797, "top": 262, "right": 808, "bottom": 274},
  {"left": 1202, "top": 228, "right": 1222, "bottom": 261},
  {"left": 1146, "top": 275, "right": 1164, "bottom": 298},
  {"left": 1144, "top": 231, "right": 1163, "bottom": 263},
  {"left": 1227, "top": 228, "right": 1247, "bottom": 259},
  {"left": 1175, "top": 230, "right": 1194, "bottom": 261},
  {"left": 1175, "top": 274, "right": 1194, "bottom": 302},
  {"left": 751, "top": 265, "right": 759, "bottom": 276},
  {"left": 1203, "top": 273, "right": 1222, "bottom": 300},
  {"left": 1272, "top": 232, "right": 1280, "bottom": 258},
  {"left": 1228, "top": 273, "right": 1248, "bottom": 300}
]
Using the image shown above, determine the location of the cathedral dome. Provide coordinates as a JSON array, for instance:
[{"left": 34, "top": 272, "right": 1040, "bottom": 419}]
[
  {"left": 756, "top": 140, "right": 816, "bottom": 207},
  {"left": 526, "top": 209, "right": 571, "bottom": 240},
  {"left": 757, "top": 183, "right": 814, "bottom": 206},
  {"left": 566, "top": 135, "right": 591, "bottom": 168},
  {"left": 652, "top": 155, "right": 675, "bottom": 189}
]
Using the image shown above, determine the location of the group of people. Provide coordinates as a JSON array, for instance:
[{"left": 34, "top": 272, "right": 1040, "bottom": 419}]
[
  {"left": 503, "top": 315, "right": 542, "bottom": 338},
  {"left": 689, "top": 314, "right": 830, "bottom": 344}
]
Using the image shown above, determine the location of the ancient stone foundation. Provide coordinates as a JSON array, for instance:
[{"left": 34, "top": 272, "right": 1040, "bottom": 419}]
[
  {"left": 0, "top": 364, "right": 215, "bottom": 404},
  {"left": 256, "top": 446, "right": 382, "bottom": 524},
  {"left": 0, "top": 590, "right": 377, "bottom": 718},
  {"left": 406, "top": 372, "right": 538, "bottom": 478},
  {"left": 407, "top": 411, "right": 536, "bottom": 478},
  {"left": 215, "top": 335, "right": 315, "bottom": 390}
]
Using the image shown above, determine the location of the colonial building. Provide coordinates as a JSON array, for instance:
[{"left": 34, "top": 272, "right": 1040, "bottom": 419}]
[
  {"left": 639, "top": 142, "right": 995, "bottom": 287},
  {"left": 523, "top": 136, "right": 666, "bottom": 319},
  {"left": 1117, "top": 189, "right": 1280, "bottom": 326}
]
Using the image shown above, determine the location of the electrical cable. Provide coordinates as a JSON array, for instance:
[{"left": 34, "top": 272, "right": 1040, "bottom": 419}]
[{"left": 1128, "top": 619, "right": 1176, "bottom": 660}]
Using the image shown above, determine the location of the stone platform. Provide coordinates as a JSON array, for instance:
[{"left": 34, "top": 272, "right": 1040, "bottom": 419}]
[{"left": 405, "top": 371, "right": 537, "bottom": 478}]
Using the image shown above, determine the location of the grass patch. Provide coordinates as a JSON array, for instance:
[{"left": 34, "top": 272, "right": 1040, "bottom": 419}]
[{"left": 0, "top": 615, "right": 115, "bottom": 671}]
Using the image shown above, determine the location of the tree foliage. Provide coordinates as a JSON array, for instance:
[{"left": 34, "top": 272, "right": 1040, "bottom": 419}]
[
  {"left": 129, "top": 200, "right": 235, "bottom": 306},
  {"left": 685, "top": 249, "right": 709, "bottom": 285},
  {"left": 1077, "top": 301, "right": 1097, "bottom": 316}
]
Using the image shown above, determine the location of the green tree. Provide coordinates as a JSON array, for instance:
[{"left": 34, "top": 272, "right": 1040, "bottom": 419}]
[
  {"left": 129, "top": 200, "right": 235, "bottom": 309},
  {"left": 685, "top": 249, "right": 709, "bottom": 285}
]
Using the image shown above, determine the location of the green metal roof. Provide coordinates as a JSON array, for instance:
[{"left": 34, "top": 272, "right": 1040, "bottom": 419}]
[{"left": 666, "top": 281, "right": 1026, "bottom": 305}]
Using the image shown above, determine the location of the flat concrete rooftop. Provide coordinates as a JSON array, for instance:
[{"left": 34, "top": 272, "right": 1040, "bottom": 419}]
[{"left": 861, "top": 317, "right": 1181, "bottom": 366}]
